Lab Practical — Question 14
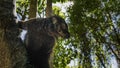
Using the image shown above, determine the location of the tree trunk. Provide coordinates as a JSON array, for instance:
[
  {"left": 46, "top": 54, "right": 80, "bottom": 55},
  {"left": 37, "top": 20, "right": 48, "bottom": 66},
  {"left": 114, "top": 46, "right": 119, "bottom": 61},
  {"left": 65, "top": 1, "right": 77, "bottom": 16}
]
[
  {"left": 46, "top": 0, "right": 52, "bottom": 17},
  {"left": 29, "top": 0, "right": 37, "bottom": 18},
  {"left": 46, "top": 0, "right": 53, "bottom": 68},
  {"left": 0, "top": 0, "right": 27, "bottom": 68}
]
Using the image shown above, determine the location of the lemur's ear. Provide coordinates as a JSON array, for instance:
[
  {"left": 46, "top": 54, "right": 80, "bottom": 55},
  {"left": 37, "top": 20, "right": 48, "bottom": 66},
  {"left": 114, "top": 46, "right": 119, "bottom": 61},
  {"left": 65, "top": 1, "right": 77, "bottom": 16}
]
[
  {"left": 18, "top": 21, "right": 24, "bottom": 29},
  {"left": 17, "top": 21, "right": 27, "bottom": 30},
  {"left": 52, "top": 17, "right": 57, "bottom": 24}
]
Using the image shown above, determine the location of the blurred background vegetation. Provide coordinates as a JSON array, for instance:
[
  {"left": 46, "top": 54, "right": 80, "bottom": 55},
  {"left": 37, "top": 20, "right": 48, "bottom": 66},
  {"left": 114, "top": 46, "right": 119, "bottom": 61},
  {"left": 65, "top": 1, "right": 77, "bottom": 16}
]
[{"left": 16, "top": 0, "right": 120, "bottom": 68}]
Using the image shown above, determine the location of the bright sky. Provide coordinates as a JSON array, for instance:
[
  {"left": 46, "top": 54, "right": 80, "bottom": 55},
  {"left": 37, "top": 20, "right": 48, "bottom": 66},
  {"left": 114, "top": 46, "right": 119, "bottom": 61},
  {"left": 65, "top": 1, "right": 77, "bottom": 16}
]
[{"left": 53, "top": 2, "right": 73, "bottom": 13}]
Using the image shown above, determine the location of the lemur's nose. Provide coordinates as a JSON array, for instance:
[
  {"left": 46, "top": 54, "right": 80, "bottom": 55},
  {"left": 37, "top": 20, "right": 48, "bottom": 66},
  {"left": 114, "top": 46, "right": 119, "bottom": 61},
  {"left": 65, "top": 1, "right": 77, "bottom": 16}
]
[{"left": 65, "top": 32, "right": 70, "bottom": 39}]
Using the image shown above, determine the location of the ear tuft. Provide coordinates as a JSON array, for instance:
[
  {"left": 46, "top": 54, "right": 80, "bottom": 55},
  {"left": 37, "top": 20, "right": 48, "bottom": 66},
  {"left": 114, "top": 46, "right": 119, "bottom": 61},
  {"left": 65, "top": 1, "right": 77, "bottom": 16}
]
[{"left": 52, "top": 17, "right": 57, "bottom": 24}]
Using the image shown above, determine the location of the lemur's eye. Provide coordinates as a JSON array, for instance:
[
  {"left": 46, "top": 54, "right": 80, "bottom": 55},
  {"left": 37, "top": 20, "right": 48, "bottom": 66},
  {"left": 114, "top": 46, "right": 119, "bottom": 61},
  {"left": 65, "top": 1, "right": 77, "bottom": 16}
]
[
  {"left": 57, "top": 26, "right": 62, "bottom": 32},
  {"left": 58, "top": 29, "right": 62, "bottom": 32}
]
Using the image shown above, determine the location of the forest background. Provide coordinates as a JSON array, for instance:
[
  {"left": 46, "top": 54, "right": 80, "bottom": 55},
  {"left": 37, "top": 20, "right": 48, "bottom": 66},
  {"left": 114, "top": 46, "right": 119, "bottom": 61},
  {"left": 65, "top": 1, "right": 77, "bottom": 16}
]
[{"left": 0, "top": 0, "right": 120, "bottom": 68}]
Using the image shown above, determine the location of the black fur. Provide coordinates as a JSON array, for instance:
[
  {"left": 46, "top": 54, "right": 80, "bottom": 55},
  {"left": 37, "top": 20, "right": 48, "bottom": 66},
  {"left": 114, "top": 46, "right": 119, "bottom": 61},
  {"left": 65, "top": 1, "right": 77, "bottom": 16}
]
[{"left": 19, "top": 16, "right": 70, "bottom": 68}]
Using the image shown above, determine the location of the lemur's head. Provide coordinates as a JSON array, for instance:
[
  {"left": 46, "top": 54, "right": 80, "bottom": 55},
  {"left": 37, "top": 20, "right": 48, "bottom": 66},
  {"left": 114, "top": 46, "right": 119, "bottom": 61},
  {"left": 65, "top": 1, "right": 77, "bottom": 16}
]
[
  {"left": 18, "top": 15, "right": 70, "bottom": 39},
  {"left": 48, "top": 15, "right": 70, "bottom": 39}
]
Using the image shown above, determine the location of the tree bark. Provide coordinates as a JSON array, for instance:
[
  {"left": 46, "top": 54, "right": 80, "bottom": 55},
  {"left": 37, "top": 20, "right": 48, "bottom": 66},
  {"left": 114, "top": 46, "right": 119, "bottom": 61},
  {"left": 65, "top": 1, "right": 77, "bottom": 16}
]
[
  {"left": 29, "top": 0, "right": 37, "bottom": 18},
  {"left": 0, "top": 0, "right": 27, "bottom": 68},
  {"left": 46, "top": 0, "right": 52, "bottom": 17},
  {"left": 46, "top": 0, "right": 53, "bottom": 68}
]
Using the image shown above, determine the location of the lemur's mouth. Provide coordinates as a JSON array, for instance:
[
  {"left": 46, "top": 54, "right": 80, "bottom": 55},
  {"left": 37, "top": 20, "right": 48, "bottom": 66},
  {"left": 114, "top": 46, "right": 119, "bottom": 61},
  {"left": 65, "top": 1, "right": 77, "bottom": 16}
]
[
  {"left": 57, "top": 31, "right": 70, "bottom": 39},
  {"left": 56, "top": 32, "right": 63, "bottom": 37}
]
